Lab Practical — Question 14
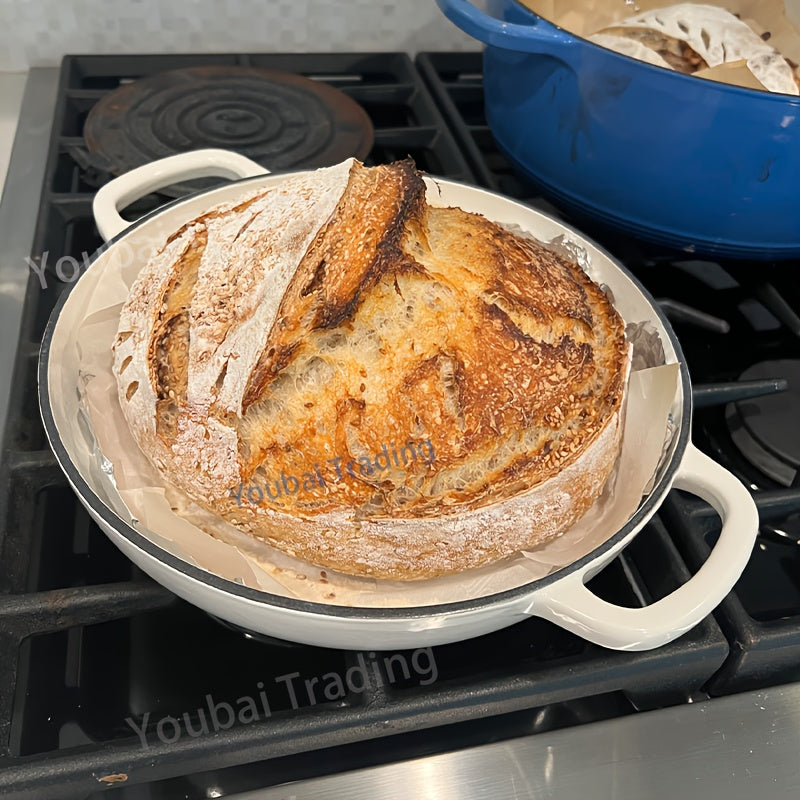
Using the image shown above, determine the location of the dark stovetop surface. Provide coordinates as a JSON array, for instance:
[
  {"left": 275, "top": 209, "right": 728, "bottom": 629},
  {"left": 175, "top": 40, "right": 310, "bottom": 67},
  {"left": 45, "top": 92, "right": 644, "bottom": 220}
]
[{"left": 0, "top": 52, "right": 799, "bottom": 800}]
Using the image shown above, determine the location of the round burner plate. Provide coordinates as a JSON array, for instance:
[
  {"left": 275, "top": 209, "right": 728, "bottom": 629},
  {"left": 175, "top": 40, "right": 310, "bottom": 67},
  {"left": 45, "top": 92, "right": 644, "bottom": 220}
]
[
  {"left": 84, "top": 65, "right": 374, "bottom": 196},
  {"left": 727, "top": 359, "right": 800, "bottom": 487}
]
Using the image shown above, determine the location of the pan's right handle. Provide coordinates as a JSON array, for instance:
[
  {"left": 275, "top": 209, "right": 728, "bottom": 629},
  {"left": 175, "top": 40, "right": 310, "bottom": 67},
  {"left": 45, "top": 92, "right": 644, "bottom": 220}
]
[
  {"left": 93, "top": 149, "right": 267, "bottom": 242},
  {"left": 531, "top": 445, "right": 759, "bottom": 650},
  {"left": 435, "top": 0, "right": 575, "bottom": 54}
]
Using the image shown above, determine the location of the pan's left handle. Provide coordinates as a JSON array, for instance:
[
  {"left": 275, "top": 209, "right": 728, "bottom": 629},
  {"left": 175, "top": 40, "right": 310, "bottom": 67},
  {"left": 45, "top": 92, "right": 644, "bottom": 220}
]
[{"left": 92, "top": 149, "right": 268, "bottom": 242}]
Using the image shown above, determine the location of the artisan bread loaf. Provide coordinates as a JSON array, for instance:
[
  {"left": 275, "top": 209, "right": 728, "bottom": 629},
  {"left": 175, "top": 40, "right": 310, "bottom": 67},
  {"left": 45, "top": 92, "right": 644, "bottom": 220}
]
[
  {"left": 113, "top": 159, "right": 630, "bottom": 580},
  {"left": 589, "top": 4, "right": 800, "bottom": 95}
]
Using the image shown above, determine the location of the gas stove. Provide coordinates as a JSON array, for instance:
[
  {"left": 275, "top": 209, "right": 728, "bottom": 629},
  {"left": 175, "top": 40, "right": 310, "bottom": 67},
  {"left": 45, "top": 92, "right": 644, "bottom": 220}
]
[{"left": 0, "top": 52, "right": 799, "bottom": 800}]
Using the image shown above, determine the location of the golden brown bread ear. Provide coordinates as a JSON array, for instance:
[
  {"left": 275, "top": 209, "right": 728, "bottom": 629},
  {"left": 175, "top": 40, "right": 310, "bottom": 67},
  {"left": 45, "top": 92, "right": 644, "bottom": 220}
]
[{"left": 113, "top": 159, "right": 630, "bottom": 580}]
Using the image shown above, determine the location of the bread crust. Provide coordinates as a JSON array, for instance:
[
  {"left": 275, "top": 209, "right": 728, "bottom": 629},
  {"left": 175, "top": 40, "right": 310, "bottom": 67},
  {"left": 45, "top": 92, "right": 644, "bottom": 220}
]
[
  {"left": 590, "top": 4, "right": 800, "bottom": 95},
  {"left": 113, "top": 159, "right": 630, "bottom": 580}
]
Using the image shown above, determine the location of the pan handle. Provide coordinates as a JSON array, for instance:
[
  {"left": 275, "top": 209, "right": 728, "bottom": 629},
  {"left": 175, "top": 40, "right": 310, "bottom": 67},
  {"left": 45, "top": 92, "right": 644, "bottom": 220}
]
[
  {"left": 532, "top": 444, "right": 759, "bottom": 651},
  {"left": 92, "top": 149, "right": 268, "bottom": 242},
  {"left": 435, "top": 0, "right": 575, "bottom": 53}
]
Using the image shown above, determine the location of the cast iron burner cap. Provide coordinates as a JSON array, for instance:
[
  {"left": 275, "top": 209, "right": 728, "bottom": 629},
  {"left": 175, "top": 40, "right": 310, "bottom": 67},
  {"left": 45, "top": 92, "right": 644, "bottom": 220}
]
[
  {"left": 83, "top": 65, "right": 374, "bottom": 197},
  {"left": 726, "top": 359, "right": 800, "bottom": 487}
]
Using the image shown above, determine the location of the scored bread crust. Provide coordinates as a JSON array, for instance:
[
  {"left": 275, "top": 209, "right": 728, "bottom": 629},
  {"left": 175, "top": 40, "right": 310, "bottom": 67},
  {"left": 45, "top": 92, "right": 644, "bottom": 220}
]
[
  {"left": 590, "top": 4, "right": 800, "bottom": 95},
  {"left": 113, "top": 159, "right": 630, "bottom": 580}
]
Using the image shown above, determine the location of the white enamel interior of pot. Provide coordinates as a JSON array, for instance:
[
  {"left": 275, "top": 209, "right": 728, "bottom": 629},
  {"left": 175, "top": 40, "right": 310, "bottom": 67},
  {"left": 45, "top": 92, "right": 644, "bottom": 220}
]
[{"left": 43, "top": 170, "right": 692, "bottom": 650}]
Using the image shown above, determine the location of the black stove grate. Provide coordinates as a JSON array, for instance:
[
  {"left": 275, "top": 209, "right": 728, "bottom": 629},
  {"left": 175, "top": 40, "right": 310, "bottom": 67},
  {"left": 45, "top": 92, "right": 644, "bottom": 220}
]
[
  {"left": 1, "top": 51, "right": 789, "bottom": 799},
  {"left": 667, "top": 488, "right": 800, "bottom": 695}
]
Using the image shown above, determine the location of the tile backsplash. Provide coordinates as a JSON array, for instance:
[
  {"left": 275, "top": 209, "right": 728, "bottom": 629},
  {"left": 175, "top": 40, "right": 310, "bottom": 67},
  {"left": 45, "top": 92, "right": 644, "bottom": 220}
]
[{"left": 0, "top": 0, "right": 478, "bottom": 71}]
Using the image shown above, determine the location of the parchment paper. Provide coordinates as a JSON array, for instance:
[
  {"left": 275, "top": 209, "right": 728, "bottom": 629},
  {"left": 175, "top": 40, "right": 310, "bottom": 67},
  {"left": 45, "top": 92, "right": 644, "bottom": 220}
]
[
  {"left": 60, "top": 222, "right": 681, "bottom": 608},
  {"left": 519, "top": 0, "right": 800, "bottom": 91}
]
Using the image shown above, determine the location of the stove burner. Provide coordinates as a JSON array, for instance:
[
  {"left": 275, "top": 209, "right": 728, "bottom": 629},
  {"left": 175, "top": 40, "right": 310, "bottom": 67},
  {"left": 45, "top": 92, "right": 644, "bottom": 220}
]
[
  {"left": 83, "top": 66, "right": 374, "bottom": 196},
  {"left": 727, "top": 360, "right": 800, "bottom": 487},
  {"left": 208, "top": 614, "right": 299, "bottom": 648}
]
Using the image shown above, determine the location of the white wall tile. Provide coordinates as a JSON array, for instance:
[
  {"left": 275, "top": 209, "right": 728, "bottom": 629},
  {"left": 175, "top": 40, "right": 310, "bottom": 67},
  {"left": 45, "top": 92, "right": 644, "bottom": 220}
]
[{"left": 0, "top": 0, "right": 479, "bottom": 71}]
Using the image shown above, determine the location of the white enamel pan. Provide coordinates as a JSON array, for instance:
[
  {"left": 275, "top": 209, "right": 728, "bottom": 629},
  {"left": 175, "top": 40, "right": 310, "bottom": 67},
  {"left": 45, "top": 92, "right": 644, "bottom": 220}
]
[{"left": 39, "top": 149, "right": 759, "bottom": 651}]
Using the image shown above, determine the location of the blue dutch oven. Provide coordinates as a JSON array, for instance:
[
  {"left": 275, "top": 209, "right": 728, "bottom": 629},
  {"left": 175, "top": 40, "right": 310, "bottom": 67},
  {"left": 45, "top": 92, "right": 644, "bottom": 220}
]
[{"left": 436, "top": 0, "right": 800, "bottom": 259}]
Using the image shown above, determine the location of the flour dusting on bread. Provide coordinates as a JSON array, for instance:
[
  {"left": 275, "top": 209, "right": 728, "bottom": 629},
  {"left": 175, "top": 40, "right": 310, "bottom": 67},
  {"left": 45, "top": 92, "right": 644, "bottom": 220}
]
[{"left": 589, "top": 4, "right": 800, "bottom": 95}]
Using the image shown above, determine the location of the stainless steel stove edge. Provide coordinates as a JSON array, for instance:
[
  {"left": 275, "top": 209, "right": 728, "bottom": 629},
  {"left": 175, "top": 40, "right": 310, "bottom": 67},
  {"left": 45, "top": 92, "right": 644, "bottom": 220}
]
[
  {"left": 0, "top": 68, "right": 59, "bottom": 443},
  {"left": 229, "top": 681, "right": 800, "bottom": 800}
]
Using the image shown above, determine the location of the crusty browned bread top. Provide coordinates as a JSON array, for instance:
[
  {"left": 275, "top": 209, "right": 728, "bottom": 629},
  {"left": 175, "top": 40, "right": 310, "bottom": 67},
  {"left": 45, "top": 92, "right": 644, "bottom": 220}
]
[{"left": 114, "top": 158, "right": 628, "bottom": 530}]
